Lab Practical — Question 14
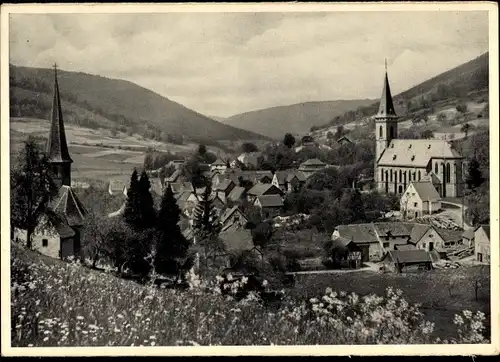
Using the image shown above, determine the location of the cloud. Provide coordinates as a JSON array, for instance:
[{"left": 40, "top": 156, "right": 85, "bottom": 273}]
[{"left": 9, "top": 11, "right": 489, "bottom": 117}]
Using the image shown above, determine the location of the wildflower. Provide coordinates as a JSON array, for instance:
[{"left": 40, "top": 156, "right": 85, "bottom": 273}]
[
  {"left": 453, "top": 315, "right": 464, "bottom": 326},
  {"left": 43, "top": 337, "right": 49, "bottom": 342}
]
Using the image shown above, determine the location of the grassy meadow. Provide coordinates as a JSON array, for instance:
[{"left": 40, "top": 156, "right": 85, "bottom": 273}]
[{"left": 11, "top": 244, "right": 489, "bottom": 346}]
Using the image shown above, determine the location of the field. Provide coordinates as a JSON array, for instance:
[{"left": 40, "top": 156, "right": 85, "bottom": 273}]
[
  {"left": 11, "top": 244, "right": 489, "bottom": 346},
  {"left": 9, "top": 117, "right": 228, "bottom": 183}
]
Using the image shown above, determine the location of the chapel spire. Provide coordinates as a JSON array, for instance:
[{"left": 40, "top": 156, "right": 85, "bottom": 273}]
[
  {"left": 46, "top": 63, "right": 73, "bottom": 187},
  {"left": 376, "top": 60, "right": 398, "bottom": 118},
  {"left": 46, "top": 63, "right": 73, "bottom": 164}
]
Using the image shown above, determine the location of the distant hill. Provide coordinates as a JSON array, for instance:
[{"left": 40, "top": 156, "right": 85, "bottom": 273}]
[
  {"left": 314, "top": 52, "right": 489, "bottom": 132},
  {"left": 9, "top": 65, "right": 269, "bottom": 144},
  {"left": 221, "top": 99, "right": 376, "bottom": 139}
]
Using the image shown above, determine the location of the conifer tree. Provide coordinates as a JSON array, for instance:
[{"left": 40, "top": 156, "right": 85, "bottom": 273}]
[
  {"left": 123, "top": 169, "right": 141, "bottom": 229},
  {"left": 465, "top": 154, "right": 485, "bottom": 191},
  {"left": 138, "top": 170, "right": 157, "bottom": 229},
  {"left": 192, "top": 181, "right": 223, "bottom": 263},
  {"left": 155, "top": 183, "right": 190, "bottom": 274}
]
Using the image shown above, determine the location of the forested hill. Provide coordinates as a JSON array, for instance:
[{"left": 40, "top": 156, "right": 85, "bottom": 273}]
[
  {"left": 313, "top": 52, "right": 489, "bottom": 131},
  {"left": 9, "top": 65, "right": 269, "bottom": 144}
]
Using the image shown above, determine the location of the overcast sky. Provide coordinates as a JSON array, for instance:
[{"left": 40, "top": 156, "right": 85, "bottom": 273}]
[{"left": 9, "top": 11, "right": 489, "bottom": 117}]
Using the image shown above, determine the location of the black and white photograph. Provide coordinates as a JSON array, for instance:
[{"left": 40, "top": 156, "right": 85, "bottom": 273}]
[{"left": 1, "top": 2, "right": 498, "bottom": 356}]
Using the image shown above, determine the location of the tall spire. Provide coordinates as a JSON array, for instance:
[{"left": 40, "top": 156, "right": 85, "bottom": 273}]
[
  {"left": 376, "top": 60, "right": 397, "bottom": 118},
  {"left": 46, "top": 63, "right": 72, "bottom": 164}
]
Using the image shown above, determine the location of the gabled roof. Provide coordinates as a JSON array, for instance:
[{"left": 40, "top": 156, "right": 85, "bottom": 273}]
[
  {"left": 337, "top": 136, "right": 354, "bottom": 144},
  {"left": 374, "top": 222, "right": 412, "bottom": 237},
  {"left": 334, "top": 223, "right": 379, "bottom": 244},
  {"left": 247, "top": 183, "right": 283, "bottom": 196},
  {"left": 220, "top": 206, "right": 247, "bottom": 225},
  {"left": 394, "top": 244, "right": 417, "bottom": 251},
  {"left": 385, "top": 250, "right": 432, "bottom": 264},
  {"left": 462, "top": 228, "right": 475, "bottom": 239},
  {"left": 378, "top": 139, "right": 462, "bottom": 167},
  {"left": 435, "top": 228, "right": 463, "bottom": 242},
  {"left": 211, "top": 158, "right": 226, "bottom": 166},
  {"left": 49, "top": 185, "right": 86, "bottom": 227},
  {"left": 274, "top": 171, "right": 289, "bottom": 185},
  {"left": 255, "top": 194, "right": 283, "bottom": 208},
  {"left": 475, "top": 225, "right": 490, "bottom": 240},
  {"left": 287, "top": 170, "right": 307, "bottom": 182},
  {"left": 46, "top": 66, "right": 73, "bottom": 164},
  {"left": 300, "top": 158, "right": 326, "bottom": 167},
  {"left": 409, "top": 224, "right": 431, "bottom": 244},
  {"left": 410, "top": 182, "right": 441, "bottom": 201},
  {"left": 227, "top": 186, "right": 246, "bottom": 201},
  {"left": 375, "top": 68, "right": 398, "bottom": 119},
  {"left": 215, "top": 179, "right": 234, "bottom": 192}
]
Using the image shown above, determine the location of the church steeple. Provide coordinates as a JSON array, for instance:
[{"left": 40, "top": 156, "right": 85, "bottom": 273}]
[
  {"left": 46, "top": 63, "right": 73, "bottom": 187},
  {"left": 376, "top": 59, "right": 398, "bottom": 119}
]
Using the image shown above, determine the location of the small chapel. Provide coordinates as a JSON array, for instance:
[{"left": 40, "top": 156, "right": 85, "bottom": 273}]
[
  {"left": 15, "top": 64, "right": 87, "bottom": 260},
  {"left": 374, "top": 63, "right": 464, "bottom": 198}
]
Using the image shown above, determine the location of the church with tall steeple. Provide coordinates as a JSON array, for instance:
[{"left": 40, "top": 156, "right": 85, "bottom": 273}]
[
  {"left": 374, "top": 61, "right": 464, "bottom": 200},
  {"left": 20, "top": 64, "right": 87, "bottom": 260}
]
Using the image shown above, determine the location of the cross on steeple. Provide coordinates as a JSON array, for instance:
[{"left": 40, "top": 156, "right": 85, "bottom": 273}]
[{"left": 385, "top": 58, "right": 387, "bottom": 72}]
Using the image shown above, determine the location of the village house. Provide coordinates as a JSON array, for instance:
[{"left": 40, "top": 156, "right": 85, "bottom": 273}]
[
  {"left": 474, "top": 225, "right": 490, "bottom": 263},
  {"left": 108, "top": 180, "right": 128, "bottom": 197},
  {"left": 329, "top": 235, "right": 363, "bottom": 269},
  {"left": 381, "top": 250, "right": 433, "bottom": 273},
  {"left": 271, "top": 170, "right": 307, "bottom": 193},
  {"left": 220, "top": 206, "right": 248, "bottom": 230},
  {"left": 253, "top": 194, "right": 284, "bottom": 219},
  {"left": 15, "top": 65, "right": 87, "bottom": 260},
  {"left": 331, "top": 221, "right": 461, "bottom": 262},
  {"left": 373, "top": 222, "right": 413, "bottom": 252},
  {"left": 226, "top": 186, "right": 247, "bottom": 204},
  {"left": 400, "top": 181, "right": 442, "bottom": 219},
  {"left": 298, "top": 158, "right": 327, "bottom": 179},
  {"left": 412, "top": 225, "right": 463, "bottom": 259},
  {"left": 332, "top": 224, "right": 382, "bottom": 262},
  {"left": 210, "top": 157, "right": 228, "bottom": 173},
  {"left": 246, "top": 183, "right": 284, "bottom": 204},
  {"left": 214, "top": 179, "right": 236, "bottom": 202},
  {"left": 374, "top": 65, "right": 464, "bottom": 198},
  {"left": 337, "top": 135, "right": 354, "bottom": 147}
]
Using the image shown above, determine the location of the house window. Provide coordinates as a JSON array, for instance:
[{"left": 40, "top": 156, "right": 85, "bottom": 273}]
[
  {"left": 446, "top": 163, "right": 451, "bottom": 183},
  {"left": 418, "top": 170, "right": 421, "bottom": 180},
  {"left": 414, "top": 202, "right": 418, "bottom": 207},
  {"left": 381, "top": 169, "right": 384, "bottom": 181},
  {"left": 390, "top": 126, "right": 395, "bottom": 139},
  {"left": 42, "top": 238, "right": 48, "bottom": 247},
  {"left": 383, "top": 242, "right": 390, "bottom": 248},
  {"left": 379, "top": 125, "right": 383, "bottom": 138},
  {"left": 435, "top": 163, "right": 438, "bottom": 174},
  {"left": 399, "top": 170, "right": 402, "bottom": 182},
  {"left": 423, "top": 243, "right": 426, "bottom": 249},
  {"left": 390, "top": 171, "right": 393, "bottom": 182}
]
